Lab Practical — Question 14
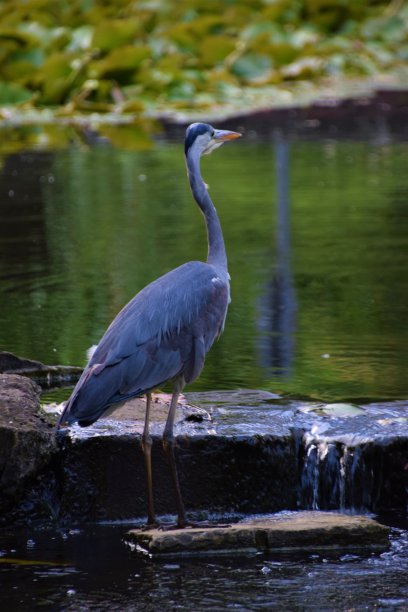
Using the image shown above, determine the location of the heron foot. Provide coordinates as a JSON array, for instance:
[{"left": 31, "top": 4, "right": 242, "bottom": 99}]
[{"left": 140, "top": 521, "right": 161, "bottom": 531}]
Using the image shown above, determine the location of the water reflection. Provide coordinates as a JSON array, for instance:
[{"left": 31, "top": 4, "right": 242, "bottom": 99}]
[
  {"left": 0, "top": 131, "right": 407, "bottom": 401},
  {"left": 257, "top": 133, "right": 297, "bottom": 378},
  {"left": 0, "top": 152, "right": 52, "bottom": 287}
]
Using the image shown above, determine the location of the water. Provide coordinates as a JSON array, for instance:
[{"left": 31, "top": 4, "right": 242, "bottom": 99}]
[
  {"left": 1, "top": 130, "right": 408, "bottom": 401},
  {"left": 1, "top": 125, "right": 408, "bottom": 608},
  {"left": 0, "top": 519, "right": 407, "bottom": 610}
]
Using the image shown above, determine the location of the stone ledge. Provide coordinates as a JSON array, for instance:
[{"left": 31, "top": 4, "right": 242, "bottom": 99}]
[
  {"left": 127, "top": 511, "right": 390, "bottom": 557},
  {"left": 1, "top": 366, "right": 407, "bottom": 524},
  {"left": 0, "top": 373, "right": 56, "bottom": 516}
]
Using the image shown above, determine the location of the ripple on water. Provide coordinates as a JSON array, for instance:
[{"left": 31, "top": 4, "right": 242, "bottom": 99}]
[{"left": 0, "top": 523, "right": 406, "bottom": 610}]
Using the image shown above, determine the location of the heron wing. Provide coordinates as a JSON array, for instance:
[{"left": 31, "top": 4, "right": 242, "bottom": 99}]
[{"left": 60, "top": 261, "right": 229, "bottom": 425}]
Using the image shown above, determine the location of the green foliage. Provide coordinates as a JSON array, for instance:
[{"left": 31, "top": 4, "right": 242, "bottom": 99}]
[
  {"left": 0, "top": 0, "right": 406, "bottom": 121},
  {"left": 92, "top": 19, "right": 141, "bottom": 52},
  {"left": 231, "top": 53, "right": 273, "bottom": 82},
  {"left": 0, "top": 81, "right": 33, "bottom": 104}
]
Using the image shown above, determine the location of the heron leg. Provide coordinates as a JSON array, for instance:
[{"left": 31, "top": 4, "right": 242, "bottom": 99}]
[
  {"left": 141, "top": 392, "right": 156, "bottom": 526},
  {"left": 163, "top": 378, "right": 187, "bottom": 528}
]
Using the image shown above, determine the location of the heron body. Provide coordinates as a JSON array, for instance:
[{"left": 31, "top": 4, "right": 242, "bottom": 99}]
[
  {"left": 57, "top": 122, "right": 241, "bottom": 527},
  {"left": 63, "top": 261, "right": 230, "bottom": 426}
]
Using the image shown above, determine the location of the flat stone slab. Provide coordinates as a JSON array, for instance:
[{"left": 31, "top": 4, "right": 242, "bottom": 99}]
[{"left": 127, "top": 511, "right": 390, "bottom": 557}]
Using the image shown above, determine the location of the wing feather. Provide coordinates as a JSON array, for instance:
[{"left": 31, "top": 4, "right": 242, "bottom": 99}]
[{"left": 58, "top": 261, "right": 229, "bottom": 426}]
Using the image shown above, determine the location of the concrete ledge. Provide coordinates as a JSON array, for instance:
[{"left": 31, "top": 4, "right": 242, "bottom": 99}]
[
  {"left": 1, "top": 366, "right": 407, "bottom": 525},
  {"left": 127, "top": 511, "right": 390, "bottom": 557},
  {"left": 52, "top": 390, "right": 407, "bottom": 522}
]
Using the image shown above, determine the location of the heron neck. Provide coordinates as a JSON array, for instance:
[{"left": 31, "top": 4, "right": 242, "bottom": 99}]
[{"left": 186, "top": 150, "right": 228, "bottom": 271}]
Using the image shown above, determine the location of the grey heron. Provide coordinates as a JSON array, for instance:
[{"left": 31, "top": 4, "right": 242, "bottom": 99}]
[{"left": 57, "top": 123, "right": 241, "bottom": 528}]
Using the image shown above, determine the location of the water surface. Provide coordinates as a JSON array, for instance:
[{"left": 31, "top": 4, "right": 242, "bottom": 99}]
[
  {"left": 1, "top": 123, "right": 408, "bottom": 611},
  {"left": 0, "top": 130, "right": 407, "bottom": 402},
  {"left": 0, "top": 519, "right": 407, "bottom": 610}
]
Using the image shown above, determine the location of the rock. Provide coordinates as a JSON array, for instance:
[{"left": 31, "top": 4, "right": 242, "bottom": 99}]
[
  {"left": 0, "top": 351, "right": 82, "bottom": 387},
  {"left": 0, "top": 374, "right": 56, "bottom": 518},
  {"left": 0, "top": 352, "right": 49, "bottom": 373},
  {"left": 127, "top": 511, "right": 390, "bottom": 556}
]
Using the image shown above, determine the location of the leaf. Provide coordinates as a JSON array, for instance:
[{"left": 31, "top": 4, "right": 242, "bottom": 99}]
[
  {"left": 166, "top": 22, "right": 198, "bottom": 52},
  {"left": 361, "top": 16, "right": 407, "bottom": 44},
  {"left": 119, "top": 98, "right": 145, "bottom": 113},
  {"left": 1, "top": 48, "right": 45, "bottom": 81},
  {"left": 231, "top": 53, "right": 273, "bottom": 82},
  {"left": 0, "top": 28, "right": 38, "bottom": 47},
  {"left": 98, "top": 125, "right": 153, "bottom": 151},
  {"left": 90, "top": 45, "right": 151, "bottom": 79},
  {"left": 265, "top": 42, "right": 300, "bottom": 66},
  {"left": 242, "top": 21, "right": 288, "bottom": 46},
  {"left": 38, "top": 52, "right": 77, "bottom": 103},
  {"left": 0, "top": 81, "right": 33, "bottom": 104},
  {"left": 198, "top": 35, "right": 236, "bottom": 67},
  {"left": 297, "top": 403, "right": 365, "bottom": 417},
  {"left": 167, "top": 81, "right": 196, "bottom": 101},
  {"left": 282, "top": 57, "right": 323, "bottom": 79},
  {"left": 92, "top": 19, "right": 140, "bottom": 52},
  {"left": 321, "top": 403, "right": 365, "bottom": 417},
  {"left": 0, "top": 0, "right": 405, "bottom": 122},
  {"left": 186, "top": 15, "right": 226, "bottom": 38},
  {"left": 168, "top": 15, "right": 226, "bottom": 53},
  {"left": 41, "top": 52, "right": 73, "bottom": 80},
  {"left": 67, "top": 25, "right": 94, "bottom": 52}
]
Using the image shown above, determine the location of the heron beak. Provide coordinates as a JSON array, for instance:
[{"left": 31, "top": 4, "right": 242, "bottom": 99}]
[
  {"left": 202, "top": 128, "right": 241, "bottom": 155},
  {"left": 213, "top": 129, "right": 242, "bottom": 142}
]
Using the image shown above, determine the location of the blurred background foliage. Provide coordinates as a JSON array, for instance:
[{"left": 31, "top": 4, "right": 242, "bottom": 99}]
[{"left": 0, "top": 0, "right": 406, "bottom": 124}]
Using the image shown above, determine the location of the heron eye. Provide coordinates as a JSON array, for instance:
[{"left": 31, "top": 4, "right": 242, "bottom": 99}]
[{"left": 211, "top": 130, "right": 215, "bottom": 137}]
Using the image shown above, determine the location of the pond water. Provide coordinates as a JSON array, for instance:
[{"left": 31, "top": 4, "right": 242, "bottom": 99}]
[
  {"left": 1, "top": 126, "right": 408, "bottom": 402},
  {"left": 1, "top": 123, "right": 407, "bottom": 609},
  {"left": 0, "top": 518, "right": 407, "bottom": 610}
]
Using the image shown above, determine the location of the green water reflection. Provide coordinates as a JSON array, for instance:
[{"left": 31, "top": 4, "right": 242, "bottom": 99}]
[{"left": 0, "top": 133, "right": 407, "bottom": 401}]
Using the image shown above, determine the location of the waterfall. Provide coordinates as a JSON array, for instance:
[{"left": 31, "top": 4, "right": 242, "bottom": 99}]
[{"left": 297, "top": 432, "right": 378, "bottom": 513}]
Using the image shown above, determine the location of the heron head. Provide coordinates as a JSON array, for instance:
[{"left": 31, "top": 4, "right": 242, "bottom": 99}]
[{"left": 185, "top": 123, "right": 241, "bottom": 157}]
